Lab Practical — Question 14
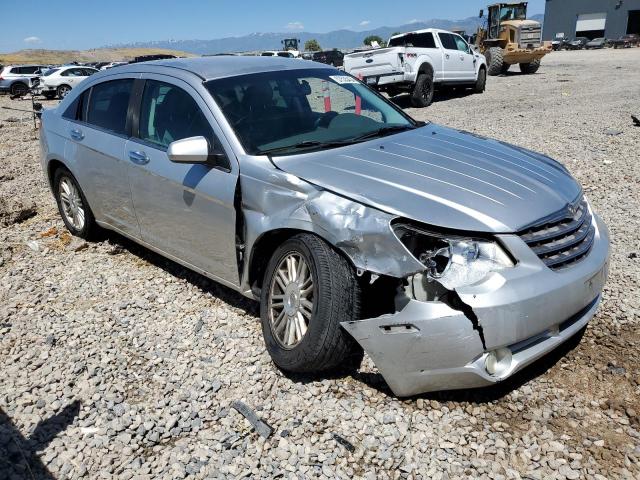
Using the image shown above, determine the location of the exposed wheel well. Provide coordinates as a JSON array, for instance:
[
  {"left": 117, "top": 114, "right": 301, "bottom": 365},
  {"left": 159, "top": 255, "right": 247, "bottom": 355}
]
[
  {"left": 247, "top": 228, "right": 399, "bottom": 317},
  {"left": 47, "top": 159, "right": 67, "bottom": 188},
  {"left": 248, "top": 228, "right": 309, "bottom": 294},
  {"left": 417, "top": 63, "right": 434, "bottom": 76}
]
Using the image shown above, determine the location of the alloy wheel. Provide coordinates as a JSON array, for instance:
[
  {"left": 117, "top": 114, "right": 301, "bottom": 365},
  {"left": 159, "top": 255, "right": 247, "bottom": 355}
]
[
  {"left": 268, "top": 252, "right": 314, "bottom": 349},
  {"left": 59, "top": 177, "right": 85, "bottom": 230}
]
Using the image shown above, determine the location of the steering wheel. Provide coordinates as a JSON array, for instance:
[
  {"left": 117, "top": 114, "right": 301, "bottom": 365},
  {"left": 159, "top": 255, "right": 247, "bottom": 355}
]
[{"left": 314, "top": 111, "right": 339, "bottom": 129}]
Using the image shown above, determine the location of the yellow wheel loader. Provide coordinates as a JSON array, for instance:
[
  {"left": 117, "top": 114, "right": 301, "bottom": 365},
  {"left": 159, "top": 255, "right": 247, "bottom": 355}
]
[{"left": 476, "top": 2, "right": 552, "bottom": 75}]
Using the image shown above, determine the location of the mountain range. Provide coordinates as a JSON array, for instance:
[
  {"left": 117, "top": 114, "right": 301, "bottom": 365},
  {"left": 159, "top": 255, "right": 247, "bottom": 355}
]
[{"left": 110, "top": 15, "right": 544, "bottom": 54}]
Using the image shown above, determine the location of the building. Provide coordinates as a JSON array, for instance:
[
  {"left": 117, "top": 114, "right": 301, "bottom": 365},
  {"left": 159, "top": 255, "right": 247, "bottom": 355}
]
[{"left": 543, "top": 0, "right": 640, "bottom": 40}]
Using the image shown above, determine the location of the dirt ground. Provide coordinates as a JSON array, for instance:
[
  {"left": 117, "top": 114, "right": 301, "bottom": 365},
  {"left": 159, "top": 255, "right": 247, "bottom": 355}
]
[{"left": 1, "top": 48, "right": 639, "bottom": 479}]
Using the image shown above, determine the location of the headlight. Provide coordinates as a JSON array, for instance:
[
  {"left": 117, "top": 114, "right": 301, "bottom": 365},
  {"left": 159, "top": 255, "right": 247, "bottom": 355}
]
[{"left": 393, "top": 223, "right": 513, "bottom": 289}]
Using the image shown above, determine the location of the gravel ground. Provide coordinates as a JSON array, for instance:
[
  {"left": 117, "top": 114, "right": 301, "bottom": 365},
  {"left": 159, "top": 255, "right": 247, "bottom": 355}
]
[{"left": 1, "top": 48, "right": 639, "bottom": 479}]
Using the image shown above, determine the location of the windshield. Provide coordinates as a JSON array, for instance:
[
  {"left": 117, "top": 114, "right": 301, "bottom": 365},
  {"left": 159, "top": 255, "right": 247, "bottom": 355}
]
[
  {"left": 206, "top": 68, "right": 416, "bottom": 155},
  {"left": 499, "top": 5, "right": 527, "bottom": 21}
]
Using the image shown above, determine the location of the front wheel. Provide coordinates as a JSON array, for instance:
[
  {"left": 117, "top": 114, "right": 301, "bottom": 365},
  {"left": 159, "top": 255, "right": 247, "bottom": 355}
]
[
  {"left": 410, "top": 71, "right": 434, "bottom": 108},
  {"left": 474, "top": 68, "right": 487, "bottom": 93},
  {"left": 519, "top": 59, "right": 541, "bottom": 74},
  {"left": 260, "top": 233, "right": 362, "bottom": 373}
]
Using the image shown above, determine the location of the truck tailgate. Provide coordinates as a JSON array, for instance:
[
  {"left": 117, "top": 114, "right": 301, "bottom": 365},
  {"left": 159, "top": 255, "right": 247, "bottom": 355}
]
[{"left": 344, "top": 48, "right": 403, "bottom": 81}]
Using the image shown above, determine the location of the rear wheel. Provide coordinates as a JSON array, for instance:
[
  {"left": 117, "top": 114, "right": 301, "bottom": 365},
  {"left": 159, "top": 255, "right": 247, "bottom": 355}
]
[
  {"left": 57, "top": 84, "right": 71, "bottom": 99},
  {"left": 519, "top": 59, "right": 541, "bottom": 74},
  {"left": 260, "top": 233, "right": 362, "bottom": 373},
  {"left": 53, "top": 167, "right": 98, "bottom": 239},
  {"left": 474, "top": 67, "right": 487, "bottom": 93},
  {"left": 10, "top": 82, "right": 28, "bottom": 97},
  {"left": 485, "top": 47, "right": 505, "bottom": 76},
  {"left": 410, "top": 70, "right": 434, "bottom": 108}
]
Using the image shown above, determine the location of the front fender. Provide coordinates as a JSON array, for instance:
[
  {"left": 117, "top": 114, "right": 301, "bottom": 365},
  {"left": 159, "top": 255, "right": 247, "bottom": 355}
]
[{"left": 238, "top": 156, "right": 425, "bottom": 296}]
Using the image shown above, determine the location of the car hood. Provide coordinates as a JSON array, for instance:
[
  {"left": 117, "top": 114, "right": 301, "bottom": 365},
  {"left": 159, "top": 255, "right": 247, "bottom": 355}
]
[{"left": 271, "top": 124, "right": 582, "bottom": 233}]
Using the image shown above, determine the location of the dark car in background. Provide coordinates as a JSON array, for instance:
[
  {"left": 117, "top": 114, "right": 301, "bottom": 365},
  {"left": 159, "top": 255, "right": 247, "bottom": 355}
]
[
  {"left": 312, "top": 50, "right": 344, "bottom": 67},
  {"left": 610, "top": 34, "right": 640, "bottom": 48},
  {"left": 566, "top": 37, "right": 590, "bottom": 50}
]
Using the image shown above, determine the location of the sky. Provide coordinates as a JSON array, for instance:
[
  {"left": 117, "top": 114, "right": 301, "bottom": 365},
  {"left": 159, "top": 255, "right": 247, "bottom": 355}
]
[{"left": 1, "top": 0, "right": 545, "bottom": 52}]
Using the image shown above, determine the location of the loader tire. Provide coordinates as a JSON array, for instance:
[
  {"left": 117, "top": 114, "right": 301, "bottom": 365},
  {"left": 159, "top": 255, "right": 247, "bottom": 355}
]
[
  {"left": 486, "top": 47, "right": 505, "bottom": 76},
  {"left": 519, "top": 59, "right": 541, "bottom": 74}
]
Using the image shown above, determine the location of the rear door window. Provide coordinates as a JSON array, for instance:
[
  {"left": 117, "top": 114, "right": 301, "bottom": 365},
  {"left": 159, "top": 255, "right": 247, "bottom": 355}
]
[{"left": 86, "top": 79, "right": 133, "bottom": 135}]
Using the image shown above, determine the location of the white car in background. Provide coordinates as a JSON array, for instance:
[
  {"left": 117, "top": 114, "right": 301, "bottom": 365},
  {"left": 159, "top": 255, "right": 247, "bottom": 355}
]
[{"left": 38, "top": 66, "right": 98, "bottom": 99}]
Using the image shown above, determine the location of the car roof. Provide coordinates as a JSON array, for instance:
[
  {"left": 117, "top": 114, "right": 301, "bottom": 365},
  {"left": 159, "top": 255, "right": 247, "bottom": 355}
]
[
  {"left": 113, "top": 56, "right": 328, "bottom": 81},
  {"left": 390, "top": 28, "right": 452, "bottom": 38}
]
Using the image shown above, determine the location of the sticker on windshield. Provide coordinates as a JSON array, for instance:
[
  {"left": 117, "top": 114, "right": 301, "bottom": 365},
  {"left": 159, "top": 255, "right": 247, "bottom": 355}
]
[{"left": 329, "top": 75, "right": 360, "bottom": 85}]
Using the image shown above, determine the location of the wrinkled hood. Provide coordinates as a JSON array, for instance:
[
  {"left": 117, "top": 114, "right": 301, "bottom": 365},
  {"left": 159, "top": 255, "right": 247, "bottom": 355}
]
[{"left": 271, "top": 124, "right": 581, "bottom": 233}]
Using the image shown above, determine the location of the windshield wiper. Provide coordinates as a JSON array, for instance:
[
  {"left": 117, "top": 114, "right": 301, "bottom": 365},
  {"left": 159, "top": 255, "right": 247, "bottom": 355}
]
[
  {"left": 348, "top": 124, "right": 417, "bottom": 142},
  {"left": 260, "top": 140, "right": 352, "bottom": 156}
]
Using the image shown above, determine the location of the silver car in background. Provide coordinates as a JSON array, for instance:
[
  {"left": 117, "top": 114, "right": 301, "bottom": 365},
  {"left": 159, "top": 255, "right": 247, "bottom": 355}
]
[{"left": 39, "top": 57, "right": 609, "bottom": 397}]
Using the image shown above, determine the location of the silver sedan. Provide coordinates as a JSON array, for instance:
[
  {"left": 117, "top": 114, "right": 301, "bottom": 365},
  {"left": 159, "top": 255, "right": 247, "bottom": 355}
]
[{"left": 39, "top": 57, "right": 609, "bottom": 397}]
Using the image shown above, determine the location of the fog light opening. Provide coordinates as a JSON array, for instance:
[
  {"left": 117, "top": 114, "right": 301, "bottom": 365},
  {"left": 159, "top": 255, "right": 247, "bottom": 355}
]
[{"left": 484, "top": 348, "right": 513, "bottom": 376}]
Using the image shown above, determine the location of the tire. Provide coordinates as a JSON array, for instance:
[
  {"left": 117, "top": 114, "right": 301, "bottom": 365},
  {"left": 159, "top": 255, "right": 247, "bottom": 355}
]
[
  {"left": 10, "top": 82, "right": 28, "bottom": 97},
  {"left": 53, "top": 167, "right": 98, "bottom": 240},
  {"left": 519, "top": 59, "right": 541, "bottom": 74},
  {"left": 474, "top": 67, "right": 487, "bottom": 93},
  {"left": 57, "top": 84, "right": 71, "bottom": 99},
  {"left": 260, "top": 233, "right": 362, "bottom": 373},
  {"left": 410, "top": 70, "right": 434, "bottom": 108},
  {"left": 485, "top": 47, "right": 505, "bottom": 76}
]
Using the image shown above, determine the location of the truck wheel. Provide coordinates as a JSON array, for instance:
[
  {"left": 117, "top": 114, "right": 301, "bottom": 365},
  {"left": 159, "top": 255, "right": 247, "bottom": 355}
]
[
  {"left": 10, "top": 82, "right": 28, "bottom": 97},
  {"left": 260, "top": 233, "right": 363, "bottom": 373},
  {"left": 410, "top": 71, "right": 434, "bottom": 108},
  {"left": 474, "top": 67, "right": 487, "bottom": 93},
  {"left": 519, "top": 59, "right": 541, "bottom": 74},
  {"left": 485, "top": 47, "right": 505, "bottom": 76}
]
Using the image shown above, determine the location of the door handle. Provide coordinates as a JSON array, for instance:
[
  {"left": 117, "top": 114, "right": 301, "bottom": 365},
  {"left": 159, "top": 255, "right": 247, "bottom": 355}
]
[
  {"left": 70, "top": 128, "right": 84, "bottom": 141},
  {"left": 128, "top": 150, "right": 149, "bottom": 165},
  {"left": 460, "top": 54, "right": 465, "bottom": 60}
]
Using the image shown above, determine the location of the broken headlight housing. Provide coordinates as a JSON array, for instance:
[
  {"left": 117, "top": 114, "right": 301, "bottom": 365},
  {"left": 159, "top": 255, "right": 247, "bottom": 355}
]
[{"left": 393, "top": 223, "right": 514, "bottom": 289}]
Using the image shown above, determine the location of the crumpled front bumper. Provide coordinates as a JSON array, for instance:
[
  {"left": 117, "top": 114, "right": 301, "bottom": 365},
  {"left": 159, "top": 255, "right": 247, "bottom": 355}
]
[{"left": 342, "top": 214, "right": 610, "bottom": 397}]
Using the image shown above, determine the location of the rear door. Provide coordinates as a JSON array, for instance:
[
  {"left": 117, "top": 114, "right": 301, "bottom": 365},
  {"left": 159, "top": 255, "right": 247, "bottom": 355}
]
[
  {"left": 125, "top": 75, "right": 240, "bottom": 286},
  {"left": 437, "top": 32, "right": 461, "bottom": 81},
  {"left": 64, "top": 77, "right": 139, "bottom": 235}
]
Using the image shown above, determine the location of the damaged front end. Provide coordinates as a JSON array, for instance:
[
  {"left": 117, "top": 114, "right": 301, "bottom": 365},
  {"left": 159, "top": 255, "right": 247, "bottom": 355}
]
[
  {"left": 342, "top": 216, "right": 610, "bottom": 397},
  {"left": 239, "top": 158, "right": 610, "bottom": 398}
]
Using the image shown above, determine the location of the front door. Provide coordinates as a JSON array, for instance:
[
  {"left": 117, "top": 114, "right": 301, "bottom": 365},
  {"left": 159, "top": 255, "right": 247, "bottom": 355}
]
[
  {"left": 452, "top": 34, "right": 477, "bottom": 81},
  {"left": 125, "top": 76, "right": 240, "bottom": 286}
]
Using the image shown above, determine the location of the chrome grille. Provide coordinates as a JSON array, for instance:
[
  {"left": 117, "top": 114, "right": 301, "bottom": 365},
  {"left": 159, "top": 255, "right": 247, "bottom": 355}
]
[{"left": 519, "top": 197, "right": 595, "bottom": 270}]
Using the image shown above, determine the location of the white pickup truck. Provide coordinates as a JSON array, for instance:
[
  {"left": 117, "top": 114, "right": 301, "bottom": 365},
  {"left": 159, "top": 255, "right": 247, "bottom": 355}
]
[{"left": 344, "top": 28, "right": 487, "bottom": 107}]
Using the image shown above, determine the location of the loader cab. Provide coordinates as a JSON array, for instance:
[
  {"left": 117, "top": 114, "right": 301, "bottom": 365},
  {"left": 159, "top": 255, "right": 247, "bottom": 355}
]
[{"left": 486, "top": 2, "right": 528, "bottom": 40}]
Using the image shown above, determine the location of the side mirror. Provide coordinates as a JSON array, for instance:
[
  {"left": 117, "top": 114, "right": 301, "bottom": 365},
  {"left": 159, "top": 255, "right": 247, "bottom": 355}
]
[
  {"left": 167, "top": 136, "right": 210, "bottom": 163},
  {"left": 479, "top": 9, "right": 484, "bottom": 18}
]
